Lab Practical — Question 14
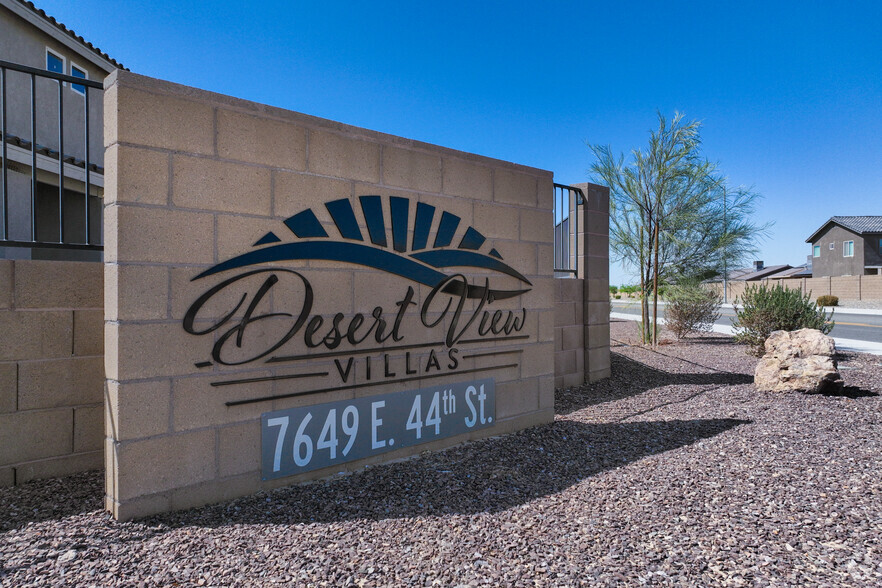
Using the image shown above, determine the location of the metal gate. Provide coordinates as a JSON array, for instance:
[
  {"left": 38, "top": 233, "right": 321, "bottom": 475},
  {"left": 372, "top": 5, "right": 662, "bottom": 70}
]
[{"left": 553, "top": 183, "right": 584, "bottom": 277}]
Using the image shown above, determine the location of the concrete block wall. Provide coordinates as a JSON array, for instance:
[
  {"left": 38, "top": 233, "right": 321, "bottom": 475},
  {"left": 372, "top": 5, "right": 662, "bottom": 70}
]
[
  {"left": 862, "top": 276, "right": 882, "bottom": 300},
  {"left": 804, "top": 277, "right": 832, "bottom": 299},
  {"left": 830, "top": 276, "right": 861, "bottom": 301},
  {"left": 551, "top": 181, "right": 611, "bottom": 389},
  {"left": 712, "top": 275, "right": 882, "bottom": 304},
  {"left": 554, "top": 279, "right": 584, "bottom": 389},
  {"left": 727, "top": 281, "right": 747, "bottom": 303},
  {"left": 104, "top": 70, "right": 556, "bottom": 520},
  {"left": 0, "top": 259, "right": 104, "bottom": 486},
  {"left": 575, "top": 183, "right": 611, "bottom": 383}
]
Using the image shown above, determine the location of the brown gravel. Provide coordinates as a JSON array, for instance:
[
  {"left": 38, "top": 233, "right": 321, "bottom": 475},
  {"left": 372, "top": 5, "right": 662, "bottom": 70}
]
[{"left": 3, "top": 318, "right": 882, "bottom": 586}]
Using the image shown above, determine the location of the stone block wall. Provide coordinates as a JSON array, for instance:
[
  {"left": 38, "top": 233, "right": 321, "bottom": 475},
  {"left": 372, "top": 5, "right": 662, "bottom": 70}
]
[
  {"left": 104, "top": 70, "right": 556, "bottom": 520},
  {"left": 0, "top": 259, "right": 104, "bottom": 485},
  {"left": 554, "top": 279, "right": 584, "bottom": 389}
]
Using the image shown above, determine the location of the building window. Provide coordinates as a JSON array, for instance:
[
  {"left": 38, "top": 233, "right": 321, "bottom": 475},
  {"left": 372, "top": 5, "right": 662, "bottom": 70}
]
[
  {"left": 829, "top": 242, "right": 835, "bottom": 250},
  {"left": 813, "top": 245, "right": 820, "bottom": 257},
  {"left": 843, "top": 240, "right": 854, "bottom": 257},
  {"left": 70, "top": 63, "right": 87, "bottom": 95},
  {"left": 46, "top": 49, "right": 64, "bottom": 74}
]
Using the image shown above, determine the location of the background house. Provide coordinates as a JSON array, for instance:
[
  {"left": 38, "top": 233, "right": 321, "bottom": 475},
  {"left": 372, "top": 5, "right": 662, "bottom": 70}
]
[
  {"left": 0, "top": 0, "right": 123, "bottom": 261},
  {"left": 764, "top": 264, "right": 811, "bottom": 280},
  {"left": 806, "top": 216, "right": 882, "bottom": 277},
  {"left": 731, "top": 261, "right": 793, "bottom": 282},
  {"left": 707, "top": 260, "right": 810, "bottom": 303}
]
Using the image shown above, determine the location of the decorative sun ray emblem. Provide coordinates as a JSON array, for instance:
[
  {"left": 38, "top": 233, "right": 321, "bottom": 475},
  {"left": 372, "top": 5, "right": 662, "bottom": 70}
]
[{"left": 193, "top": 196, "right": 532, "bottom": 301}]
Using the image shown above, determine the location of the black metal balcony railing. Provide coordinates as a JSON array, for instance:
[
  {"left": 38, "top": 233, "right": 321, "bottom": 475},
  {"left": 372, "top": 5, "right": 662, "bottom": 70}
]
[
  {"left": 553, "top": 183, "right": 584, "bottom": 276},
  {"left": 0, "top": 59, "right": 104, "bottom": 251}
]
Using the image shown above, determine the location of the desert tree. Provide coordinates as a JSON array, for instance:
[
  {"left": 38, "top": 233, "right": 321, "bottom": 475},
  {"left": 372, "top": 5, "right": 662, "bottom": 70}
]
[{"left": 589, "top": 112, "right": 767, "bottom": 346}]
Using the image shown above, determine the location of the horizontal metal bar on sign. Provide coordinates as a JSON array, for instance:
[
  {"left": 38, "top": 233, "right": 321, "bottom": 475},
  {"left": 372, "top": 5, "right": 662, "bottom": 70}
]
[
  {"left": 0, "top": 60, "right": 103, "bottom": 88},
  {"left": 0, "top": 239, "right": 103, "bottom": 251}
]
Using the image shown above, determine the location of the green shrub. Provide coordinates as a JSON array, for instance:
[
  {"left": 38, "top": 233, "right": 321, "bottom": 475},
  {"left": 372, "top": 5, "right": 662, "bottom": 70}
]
[
  {"left": 816, "top": 295, "right": 839, "bottom": 307},
  {"left": 614, "top": 294, "right": 621, "bottom": 299},
  {"left": 664, "top": 285, "right": 722, "bottom": 340},
  {"left": 733, "top": 284, "right": 834, "bottom": 356}
]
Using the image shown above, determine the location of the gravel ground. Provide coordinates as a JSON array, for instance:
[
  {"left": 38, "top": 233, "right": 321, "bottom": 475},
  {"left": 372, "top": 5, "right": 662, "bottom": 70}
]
[{"left": 3, "top": 319, "right": 882, "bottom": 586}]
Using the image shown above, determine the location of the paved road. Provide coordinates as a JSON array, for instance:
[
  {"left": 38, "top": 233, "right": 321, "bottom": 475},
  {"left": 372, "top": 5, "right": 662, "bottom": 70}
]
[{"left": 610, "top": 300, "right": 882, "bottom": 346}]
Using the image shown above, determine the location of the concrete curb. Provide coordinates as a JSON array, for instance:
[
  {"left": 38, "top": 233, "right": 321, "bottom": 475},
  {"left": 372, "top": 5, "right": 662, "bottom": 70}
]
[
  {"left": 609, "top": 312, "right": 882, "bottom": 356},
  {"left": 719, "top": 303, "right": 882, "bottom": 316},
  {"left": 612, "top": 299, "right": 882, "bottom": 316}
]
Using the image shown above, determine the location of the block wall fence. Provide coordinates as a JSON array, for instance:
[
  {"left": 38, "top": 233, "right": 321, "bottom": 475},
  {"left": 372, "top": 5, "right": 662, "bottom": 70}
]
[
  {"left": 0, "top": 260, "right": 104, "bottom": 484},
  {"left": 709, "top": 275, "right": 882, "bottom": 303},
  {"left": 0, "top": 253, "right": 610, "bottom": 491}
]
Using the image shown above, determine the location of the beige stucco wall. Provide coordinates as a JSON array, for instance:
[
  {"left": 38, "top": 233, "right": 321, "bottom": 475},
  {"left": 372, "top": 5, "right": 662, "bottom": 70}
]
[
  {"left": 0, "top": 259, "right": 104, "bottom": 485},
  {"left": 104, "top": 70, "right": 557, "bottom": 520}
]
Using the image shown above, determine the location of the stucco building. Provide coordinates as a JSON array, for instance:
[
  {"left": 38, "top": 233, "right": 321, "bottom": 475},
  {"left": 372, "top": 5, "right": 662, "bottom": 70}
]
[{"left": 806, "top": 216, "right": 882, "bottom": 277}]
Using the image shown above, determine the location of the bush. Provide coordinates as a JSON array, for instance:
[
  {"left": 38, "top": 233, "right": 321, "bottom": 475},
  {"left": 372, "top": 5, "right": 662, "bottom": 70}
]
[
  {"left": 816, "top": 295, "right": 839, "bottom": 307},
  {"left": 664, "top": 285, "right": 722, "bottom": 340},
  {"left": 733, "top": 284, "right": 834, "bottom": 356},
  {"left": 614, "top": 294, "right": 621, "bottom": 299}
]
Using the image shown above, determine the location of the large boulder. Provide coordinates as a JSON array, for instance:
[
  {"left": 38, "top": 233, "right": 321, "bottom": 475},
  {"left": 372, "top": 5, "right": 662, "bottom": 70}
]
[{"left": 754, "top": 328, "right": 843, "bottom": 393}]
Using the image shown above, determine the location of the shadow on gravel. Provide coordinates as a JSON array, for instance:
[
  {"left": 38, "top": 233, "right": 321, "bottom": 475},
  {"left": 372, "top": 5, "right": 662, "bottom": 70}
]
[
  {"left": 0, "top": 418, "right": 749, "bottom": 533},
  {"left": 817, "top": 386, "right": 878, "bottom": 399},
  {"left": 136, "top": 417, "right": 750, "bottom": 529},
  {"left": 556, "top": 353, "right": 753, "bottom": 416}
]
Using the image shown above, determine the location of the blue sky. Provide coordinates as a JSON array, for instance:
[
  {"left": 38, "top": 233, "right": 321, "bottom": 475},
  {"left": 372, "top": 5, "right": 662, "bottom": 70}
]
[{"left": 37, "top": 0, "right": 882, "bottom": 286}]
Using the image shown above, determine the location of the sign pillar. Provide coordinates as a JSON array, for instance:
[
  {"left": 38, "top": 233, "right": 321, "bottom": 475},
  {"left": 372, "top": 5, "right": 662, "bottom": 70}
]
[{"left": 104, "top": 70, "right": 555, "bottom": 520}]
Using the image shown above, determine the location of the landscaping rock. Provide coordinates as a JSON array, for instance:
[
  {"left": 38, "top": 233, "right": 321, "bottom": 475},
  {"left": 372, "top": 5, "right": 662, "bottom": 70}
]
[
  {"left": 3, "top": 321, "right": 881, "bottom": 586},
  {"left": 754, "top": 328, "right": 843, "bottom": 393}
]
